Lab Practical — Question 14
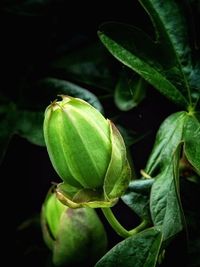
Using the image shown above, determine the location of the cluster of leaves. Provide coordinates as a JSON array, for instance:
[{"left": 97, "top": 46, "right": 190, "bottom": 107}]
[
  {"left": 2, "top": 0, "right": 199, "bottom": 266},
  {"left": 95, "top": 0, "right": 200, "bottom": 266}
]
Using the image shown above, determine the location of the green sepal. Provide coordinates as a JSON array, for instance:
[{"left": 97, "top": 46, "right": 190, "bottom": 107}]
[
  {"left": 104, "top": 121, "right": 132, "bottom": 199},
  {"left": 56, "top": 182, "right": 118, "bottom": 208}
]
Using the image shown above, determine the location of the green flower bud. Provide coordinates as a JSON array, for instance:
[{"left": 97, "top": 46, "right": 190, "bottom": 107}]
[
  {"left": 43, "top": 96, "right": 131, "bottom": 208},
  {"left": 41, "top": 189, "right": 107, "bottom": 266}
]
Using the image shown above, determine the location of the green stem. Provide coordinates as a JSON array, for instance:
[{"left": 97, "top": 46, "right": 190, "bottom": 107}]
[
  {"left": 101, "top": 207, "right": 148, "bottom": 239},
  {"left": 128, "top": 220, "right": 149, "bottom": 235}
]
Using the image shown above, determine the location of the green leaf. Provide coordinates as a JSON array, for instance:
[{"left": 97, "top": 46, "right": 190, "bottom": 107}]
[
  {"left": 122, "top": 179, "right": 154, "bottom": 221},
  {"left": 143, "top": 111, "right": 200, "bottom": 242},
  {"left": 16, "top": 110, "right": 45, "bottom": 146},
  {"left": 95, "top": 228, "right": 162, "bottom": 267},
  {"left": 114, "top": 68, "right": 146, "bottom": 111},
  {"left": 36, "top": 78, "right": 104, "bottom": 113},
  {"left": 145, "top": 111, "right": 200, "bottom": 177},
  {"left": 139, "top": 0, "right": 200, "bottom": 106},
  {"left": 98, "top": 23, "right": 188, "bottom": 107},
  {"left": 184, "top": 114, "right": 200, "bottom": 174},
  {"left": 145, "top": 111, "right": 187, "bottom": 176},
  {"left": 150, "top": 143, "right": 184, "bottom": 241},
  {"left": 139, "top": 0, "right": 191, "bottom": 65},
  {"left": 139, "top": 0, "right": 194, "bottom": 101},
  {"left": 51, "top": 43, "right": 115, "bottom": 91}
]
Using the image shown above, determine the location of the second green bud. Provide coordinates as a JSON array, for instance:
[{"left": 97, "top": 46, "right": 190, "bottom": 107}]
[{"left": 41, "top": 189, "right": 107, "bottom": 266}]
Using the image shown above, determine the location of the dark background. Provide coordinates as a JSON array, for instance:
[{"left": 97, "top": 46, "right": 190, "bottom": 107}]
[{"left": 1, "top": 0, "right": 197, "bottom": 266}]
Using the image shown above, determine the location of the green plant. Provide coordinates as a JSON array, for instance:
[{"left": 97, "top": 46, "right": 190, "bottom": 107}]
[{"left": 2, "top": 0, "right": 199, "bottom": 266}]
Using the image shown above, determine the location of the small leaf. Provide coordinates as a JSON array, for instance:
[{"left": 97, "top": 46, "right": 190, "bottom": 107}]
[
  {"left": 122, "top": 179, "right": 154, "bottom": 221},
  {"left": 145, "top": 111, "right": 187, "bottom": 176},
  {"left": 114, "top": 69, "right": 146, "bottom": 111},
  {"left": 95, "top": 228, "right": 162, "bottom": 267}
]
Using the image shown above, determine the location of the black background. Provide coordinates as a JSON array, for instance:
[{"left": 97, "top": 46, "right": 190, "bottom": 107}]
[{"left": 1, "top": 0, "right": 196, "bottom": 266}]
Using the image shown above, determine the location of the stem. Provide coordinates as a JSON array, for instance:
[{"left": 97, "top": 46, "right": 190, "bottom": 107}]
[
  {"left": 101, "top": 207, "right": 148, "bottom": 239},
  {"left": 128, "top": 220, "right": 149, "bottom": 235},
  {"left": 101, "top": 207, "right": 130, "bottom": 238}
]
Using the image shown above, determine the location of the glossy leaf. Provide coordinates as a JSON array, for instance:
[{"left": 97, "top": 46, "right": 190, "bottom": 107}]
[
  {"left": 150, "top": 143, "right": 184, "bottom": 241},
  {"left": 114, "top": 69, "right": 146, "bottom": 111},
  {"left": 144, "top": 110, "right": 200, "bottom": 242},
  {"left": 98, "top": 23, "right": 188, "bottom": 107},
  {"left": 145, "top": 111, "right": 187, "bottom": 176},
  {"left": 138, "top": 0, "right": 200, "bottom": 103},
  {"left": 146, "top": 111, "right": 200, "bottom": 177},
  {"left": 95, "top": 228, "right": 162, "bottom": 267},
  {"left": 139, "top": 0, "right": 191, "bottom": 64}
]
